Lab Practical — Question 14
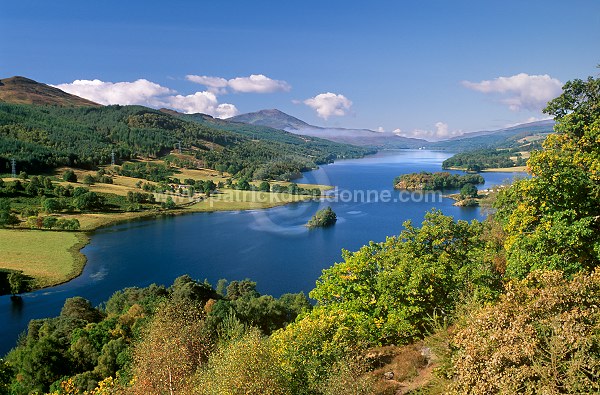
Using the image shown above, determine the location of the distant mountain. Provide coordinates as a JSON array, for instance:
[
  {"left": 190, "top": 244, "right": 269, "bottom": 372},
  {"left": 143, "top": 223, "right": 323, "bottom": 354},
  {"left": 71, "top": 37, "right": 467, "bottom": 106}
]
[
  {"left": 229, "top": 109, "right": 313, "bottom": 130},
  {"left": 229, "top": 109, "right": 428, "bottom": 149},
  {"left": 0, "top": 76, "right": 100, "bottom": 107},
  {"left": 163, "top": 109, "right": 373, "bottom": 158},
  {"left": 430, "top": 120, "right": 555, "bottom": 151}
]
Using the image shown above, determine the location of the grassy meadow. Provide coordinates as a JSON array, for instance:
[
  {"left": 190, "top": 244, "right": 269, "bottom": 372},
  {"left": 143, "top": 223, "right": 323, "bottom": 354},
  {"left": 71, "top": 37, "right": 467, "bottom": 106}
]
[{"left": 0, "top": 229, "right": 88, "bottom": 288}]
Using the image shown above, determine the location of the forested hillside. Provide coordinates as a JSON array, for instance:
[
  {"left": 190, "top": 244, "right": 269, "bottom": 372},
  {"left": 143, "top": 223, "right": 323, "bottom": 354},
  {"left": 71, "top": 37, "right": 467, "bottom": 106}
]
[
  {"left": 429, "top": 120, "right": 554, "bottom": 151},
  {"left": 0, "top": 101, "right": 368, "bottom": 180},
  {"left": 0, "top": 74, "right": 598, "bottom": 394}
]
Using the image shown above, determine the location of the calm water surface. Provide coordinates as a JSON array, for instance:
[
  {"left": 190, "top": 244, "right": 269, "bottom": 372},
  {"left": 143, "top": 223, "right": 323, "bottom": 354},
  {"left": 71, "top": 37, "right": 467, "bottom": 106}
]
[{"left": 0, "top": 150, "right": 524, "bottom": 355}]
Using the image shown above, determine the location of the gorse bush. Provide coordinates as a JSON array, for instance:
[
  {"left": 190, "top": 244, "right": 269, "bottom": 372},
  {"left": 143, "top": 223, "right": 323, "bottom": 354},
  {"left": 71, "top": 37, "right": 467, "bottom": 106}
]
[{"left": 449, "top": 269, "right": 600, "bottom": 394}]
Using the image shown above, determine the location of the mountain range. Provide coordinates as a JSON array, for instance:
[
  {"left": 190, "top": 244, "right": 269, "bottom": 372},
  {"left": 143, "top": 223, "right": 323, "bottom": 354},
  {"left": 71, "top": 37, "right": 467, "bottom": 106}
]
[
  {"left": 0, "top": 76, "right": 368, "bottom": 179},
  {"left": 0, "top": 76, "right": 555, "bottom": 153},
  {"left": 229, "top": 109, "right": 554, "bottom": 150},
  {"left": 230, "top": 109, "right": 429, "bottom": 149}
]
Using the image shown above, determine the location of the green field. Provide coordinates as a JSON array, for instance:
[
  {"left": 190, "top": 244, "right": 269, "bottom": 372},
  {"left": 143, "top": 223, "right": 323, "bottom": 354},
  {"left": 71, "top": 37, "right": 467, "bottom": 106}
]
[{"left": 0, "top": 229, "right": 88, "bottom": 288}]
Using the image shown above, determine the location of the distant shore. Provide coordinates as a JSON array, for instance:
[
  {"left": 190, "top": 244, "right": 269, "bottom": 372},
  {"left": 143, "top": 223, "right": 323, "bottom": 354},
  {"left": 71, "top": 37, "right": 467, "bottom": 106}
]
[{"left": 445, "top": 166, "right": 528, "bottom": 173}]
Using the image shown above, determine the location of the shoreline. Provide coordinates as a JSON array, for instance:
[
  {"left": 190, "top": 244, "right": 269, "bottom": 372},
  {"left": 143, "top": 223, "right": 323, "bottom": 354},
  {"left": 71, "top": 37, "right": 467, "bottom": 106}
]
[
  {"left": 1, "top": 188, "right": 330, "bottom": 295},
  {"left": 445, "top": 165, "right": 528, "bottom": 173}
]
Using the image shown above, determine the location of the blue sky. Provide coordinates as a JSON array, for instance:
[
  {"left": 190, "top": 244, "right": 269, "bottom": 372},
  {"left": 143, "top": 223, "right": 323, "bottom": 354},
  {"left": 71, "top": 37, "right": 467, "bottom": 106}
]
[{"left": 1, "top": 0, "right": 599, "bottom": 139}]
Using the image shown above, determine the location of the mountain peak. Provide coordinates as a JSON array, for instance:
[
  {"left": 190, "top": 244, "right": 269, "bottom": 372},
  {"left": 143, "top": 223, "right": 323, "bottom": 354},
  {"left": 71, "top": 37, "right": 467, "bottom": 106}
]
[
  {"left": 229, "top": 109, "right": 313, "bottom": 130},
  {"left": 0, "top": 76, "right": 100, "bottom": 107}
]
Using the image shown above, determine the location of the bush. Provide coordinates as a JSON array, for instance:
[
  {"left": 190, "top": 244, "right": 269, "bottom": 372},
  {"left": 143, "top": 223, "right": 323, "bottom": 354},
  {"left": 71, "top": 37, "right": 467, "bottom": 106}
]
[
  {"left": 449, "top": 269, "right": 600, "bottom": 394},
  {"left": 459, "top": 183, "right": 477, "bottom": 199},
  {"left": 188, "top": 328, "right": 289, "bottom": 395},
  {"left": 82, "top": 174, "right": 95, "bottom": 185},
  {"left": 63, "top": 170, "right": 77, "bottom": 183}
]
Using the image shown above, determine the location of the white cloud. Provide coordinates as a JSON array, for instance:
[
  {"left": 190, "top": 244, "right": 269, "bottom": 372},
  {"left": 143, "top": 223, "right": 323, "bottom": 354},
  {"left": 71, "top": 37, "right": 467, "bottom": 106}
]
[
  {"left": 186, "top": 73, "right": 291, "bottom": 94},
  {"left": 54, "top": 79, "right": 174, "bottom": 106},
  {"left": 229, "top": 74, "right": 291, "bottom": 93},
  {"left": 394, "top": 122, "right": 464, "bottom": 141},
  {"left": 503, "top": 115, "right": 553, "bottom": 128},
  {"left": 303, "top": 92, "right": 352, "bottom": 120},
  {"left": 214, "top": 103, "right": 239, "bottom": 118},
  {"left": 462, "top": 73, "right": 563, "bottom": 112},
  {"left": 185, "top": 75, "right": 229, "bottom": 93},
  {"left": 161, "top": 92, "right": 238, "bottom": 118},
  {"left": 377, "top": 126, "right": 385, "bottom": 133},
  {"left": 54, "top": 79, "right": 238, "bottom": 118}
]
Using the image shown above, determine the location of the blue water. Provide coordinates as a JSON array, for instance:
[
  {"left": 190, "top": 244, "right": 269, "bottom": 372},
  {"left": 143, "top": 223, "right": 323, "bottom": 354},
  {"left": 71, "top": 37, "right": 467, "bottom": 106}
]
[{"left": 0, "top": 150, "right": 523, "bottom": 355}]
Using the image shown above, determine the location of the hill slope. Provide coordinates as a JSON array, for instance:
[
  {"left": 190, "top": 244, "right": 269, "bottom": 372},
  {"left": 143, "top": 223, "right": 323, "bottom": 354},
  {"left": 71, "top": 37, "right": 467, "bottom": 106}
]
[
  {"left": 168, "top": 110, "right": 373, "bottom": 157},
  {"left": 0, "top": 76, "right": 100, "bottom": 107},
  {"left": 0, "top": 102, "right": 368, "bottom": 180},
  {"left": 430, "top": 120, "right": 554, "bottom": 151}
]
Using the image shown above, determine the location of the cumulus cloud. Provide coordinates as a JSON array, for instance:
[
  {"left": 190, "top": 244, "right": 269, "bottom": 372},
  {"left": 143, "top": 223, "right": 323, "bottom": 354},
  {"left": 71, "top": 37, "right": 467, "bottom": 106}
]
[
  {"left": 54, "top": 79, "right": 175, "bottom": 106},
  {"left": 186, "top": 73, "right": 291, "bottom": 94},
  {"left": 229, "top": 74, "right": 291, "bottom": 93},
  {"left": 303, "top": 92, "right": 352, "bottom": 120},
  {"left": 462, "top": 73, "right": 563, "bottom": 112},
  {"left": 376, "top": 126, "right": 385, "bottom": 133},
  {"left": 161, "top": 92, "right": 239, "bottom": 118},
  {"left": 185, "top": 75, "right": 229, "bottom": 93},
  {"left": 394, "top": 122, "right": 464, "bottom": 141},
  {"left": 53, "top": 79, "right": 238, "bottom": 118}
]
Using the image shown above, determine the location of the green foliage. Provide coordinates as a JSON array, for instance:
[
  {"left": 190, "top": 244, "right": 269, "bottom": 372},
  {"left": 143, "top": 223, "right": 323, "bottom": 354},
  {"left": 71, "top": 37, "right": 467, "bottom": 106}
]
[
  {"left": 170, "top": 274, "right": 218, "bottom": 304},
  {"left": 5, "top": 282, "right": 169, "bottom": 394},
  {"left": 310, "top": 211, "right": 498, "bottom": 345},
  {"left": 442, "top": 148, "right": 519, "bottom": 170},
  {"left": 7, "top": 271, "right": 27, "bottom": 295},
  {"left": 270, "top": 182, "right": 321, "bottom": 196},
  {"left": 62, "top": 170, "right": 77, "bottom": 183},
  {"left": 116, "top": 161, "right": 173, "bottom": 182},
  {"left": 225, "top": 279, "right": 259, "bottom": 300},
  {"left": 0, "top": 198, "right": 18, "bottom": 227},
  {"left": 72, "top": 191, "right": 105, "bottom": 211},
  {"left": 273, "top": 211, "right": 502, "bottom": 391},
  {"left": 272, "top": 307, "right": 367, "bottom": 394},
  {"left": 82, "top": 174, "right": 95, "bottom": 185},
  {"left": 42, "top": 198, "right": 62, "bottom": 213},
  {"left": 5, "top": 275, "right": 310, "bottom": 393},
  {"left": 0, "top": 359, "right": 12, "bottom": 395},
  {"left": 187, "top": 328, "right": 289, "bottom": 395},
  {"left": 307, "top": 206, "right": 337, "bottom": 228},
  {"left": 126, "top": 191, "right": 154, "bottom": 204},
  {"left": 459, "top": 183, "right": 478, "bottom": 199},
  {"left": 0, "top": 103, "right": 367, "bottom": 180},
  {"left": 161, "top": 196, "right": 176, "bottom": 209},
  {"left": 394, "top": 171, "right": 484, "bottom": 190},
  {"left": 60, "top": 297, "right": 103, "bottom": 323},
  {"left": 259, "top": 180, "right": 271, "bottom": 192},
  {"left": 54, "top": 218, "right": 80, "bottom": 230},
  {"left": 494, "top": 73, "right": 600, "bottom": 278}
]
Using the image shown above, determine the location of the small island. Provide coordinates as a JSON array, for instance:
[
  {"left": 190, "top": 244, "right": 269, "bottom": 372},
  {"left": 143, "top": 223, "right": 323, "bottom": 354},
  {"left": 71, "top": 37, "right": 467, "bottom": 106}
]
[
  {"left": 306, "top": 206, "right": 337, "bottom": 228},
  {"left": 393, "top": 171, "right": 484, "bottom": 190}
]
